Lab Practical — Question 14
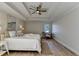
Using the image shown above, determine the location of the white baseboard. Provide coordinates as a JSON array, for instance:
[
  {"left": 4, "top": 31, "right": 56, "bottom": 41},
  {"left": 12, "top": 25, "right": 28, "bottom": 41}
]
[{"left": 54, "top": 37, "right": 79, "bottom": 55}]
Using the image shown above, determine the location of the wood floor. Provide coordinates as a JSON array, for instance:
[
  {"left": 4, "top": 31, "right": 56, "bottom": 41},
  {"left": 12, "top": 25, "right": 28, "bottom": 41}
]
[{"left": 4, "top": 39, "right": 77, "bottom": 56}]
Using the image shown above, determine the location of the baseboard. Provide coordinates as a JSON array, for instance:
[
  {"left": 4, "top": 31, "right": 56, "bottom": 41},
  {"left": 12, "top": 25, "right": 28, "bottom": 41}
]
[{"left": 54, "top": 37, "right": 79, "bottom": 56}]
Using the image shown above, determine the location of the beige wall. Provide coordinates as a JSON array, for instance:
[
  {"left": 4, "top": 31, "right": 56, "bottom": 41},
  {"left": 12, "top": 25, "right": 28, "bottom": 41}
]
[
  {"left": 53, "top": 7, "right": 79, "bottom": 55},
  {"left": 0, "top": 12, "right": 8, "bottom": 32},
  {"left": 16, "top": 19, "right": 25, "bottom": 31},
  {"left": 25, "top": 21, "right": 43, "bottom": 34},
  {"left": 25, "top": 21, "right": 52, "bottom": 34},
  {"left": 0, "top": 12, "right": 25, "bottom": 34}
]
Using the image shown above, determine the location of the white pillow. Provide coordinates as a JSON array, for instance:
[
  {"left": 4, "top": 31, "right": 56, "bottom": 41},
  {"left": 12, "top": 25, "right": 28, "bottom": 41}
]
[{"left": 8, "top": 31, "right": 16, "bottom": 37}]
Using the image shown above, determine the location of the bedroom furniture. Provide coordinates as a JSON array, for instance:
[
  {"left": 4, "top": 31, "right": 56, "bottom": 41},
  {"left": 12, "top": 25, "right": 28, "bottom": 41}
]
[
  {"left": 5, "top": 34, "right": 41, "bottom": 53},
  {"left": 45, "top": 32, "right": 52, "bottom": 39},
  {"left": 0, "top": 41, "right": 9, "bottom": 56},
  {"left": 42, "top": 32, "right": 52, "bottom": 39}
]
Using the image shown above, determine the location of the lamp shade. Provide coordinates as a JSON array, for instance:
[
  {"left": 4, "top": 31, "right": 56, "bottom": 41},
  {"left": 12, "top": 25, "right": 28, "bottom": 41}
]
[
  {"left": 20, "top": 25, "right": 23, "bottom": 29},
  {"left": 19, "top": 25, "right": 24, "bottom": 30}
]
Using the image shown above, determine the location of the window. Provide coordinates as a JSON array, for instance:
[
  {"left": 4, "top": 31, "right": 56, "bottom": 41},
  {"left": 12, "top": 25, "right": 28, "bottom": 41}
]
[{"left": 44, "top": 24, "right": 50, "bottom": 33}]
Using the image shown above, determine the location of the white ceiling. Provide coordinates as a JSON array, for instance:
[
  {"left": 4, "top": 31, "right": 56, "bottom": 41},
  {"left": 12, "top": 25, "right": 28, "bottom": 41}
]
[{"left": 0, "top": 2, "right": 79, "bottom": 21}]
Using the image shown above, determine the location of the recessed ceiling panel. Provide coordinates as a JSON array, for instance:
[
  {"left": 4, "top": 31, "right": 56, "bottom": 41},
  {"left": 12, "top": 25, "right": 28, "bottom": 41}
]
[{"left": 0, "top": 2, "right": 79, "bottom": 21}]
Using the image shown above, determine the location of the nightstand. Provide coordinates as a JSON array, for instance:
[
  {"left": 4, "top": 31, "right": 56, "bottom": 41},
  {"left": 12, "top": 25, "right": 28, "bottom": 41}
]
[{"left": 0, "top": 41, "right": 9, "bottom": 56}]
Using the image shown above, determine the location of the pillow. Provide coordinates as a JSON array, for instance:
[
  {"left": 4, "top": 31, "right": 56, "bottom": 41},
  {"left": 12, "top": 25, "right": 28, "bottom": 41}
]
[
  {"left": 8, "top": 31, "right": 16, "bottom": 37},
  {"left": 16, "top": 30, "right": 24, "bottom": 37}
]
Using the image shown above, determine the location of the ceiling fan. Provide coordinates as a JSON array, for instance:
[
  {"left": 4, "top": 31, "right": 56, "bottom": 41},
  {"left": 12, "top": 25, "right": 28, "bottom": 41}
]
[{"left": 29, "top": 3, "right": 47, "bottom": 15}]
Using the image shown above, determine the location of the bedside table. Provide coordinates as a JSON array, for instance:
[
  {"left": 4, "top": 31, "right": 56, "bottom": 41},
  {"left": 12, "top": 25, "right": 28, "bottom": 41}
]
[{"left": 0, "top": 41, "right": 9, "bottom": 56}]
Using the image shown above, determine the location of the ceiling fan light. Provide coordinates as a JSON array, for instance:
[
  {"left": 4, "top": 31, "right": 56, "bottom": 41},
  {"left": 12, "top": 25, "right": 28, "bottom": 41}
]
[{"left": 36, "top": 11, "right": 39, "bottom": 14}]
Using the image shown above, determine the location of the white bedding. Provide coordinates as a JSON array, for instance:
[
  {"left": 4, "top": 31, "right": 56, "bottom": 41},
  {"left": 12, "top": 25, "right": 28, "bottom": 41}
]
[
  {"left": 23, "top": 34, "right": 40, "bottom": 39},
  {"left": 5, "top": 34, "right": 41, "bottom": 53}
]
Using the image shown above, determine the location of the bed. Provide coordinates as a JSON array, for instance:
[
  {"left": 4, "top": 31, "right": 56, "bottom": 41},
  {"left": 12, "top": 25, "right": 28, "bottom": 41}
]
[{"left": 5, "top": 33, "right": 41, "bottom": 53}]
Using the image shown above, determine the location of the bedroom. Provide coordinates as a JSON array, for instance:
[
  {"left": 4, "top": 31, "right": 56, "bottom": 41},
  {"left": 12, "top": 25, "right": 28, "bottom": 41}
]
[{"left": 0, "top": 2, "right": 79, "bottom": 56}]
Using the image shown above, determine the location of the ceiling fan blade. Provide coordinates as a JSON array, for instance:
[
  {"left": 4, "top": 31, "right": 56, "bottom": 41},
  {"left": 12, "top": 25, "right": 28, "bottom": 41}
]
[
  {"left": 29, "top": 8, "right": 35, "bottom": 10},
  {"left": 32, "top": 11, "right": 36, "bottom": 14},
  {"left": 39, "top": 12, "right": 41, "bottom": 15},
  {"left": 37, "top": 3, "right": 42, "bottom": 11},
  {"left": 30, "top": 5, "right": 36, "bottom": 10},
  {"left": 41, "top": 9, "right": 47, "bottom": 12},
  {"left": 39, "top": 3, "right": 42, "bottom": 8},
  {"left": 37, "top": 7, "right": 39, "bottom": 11}
]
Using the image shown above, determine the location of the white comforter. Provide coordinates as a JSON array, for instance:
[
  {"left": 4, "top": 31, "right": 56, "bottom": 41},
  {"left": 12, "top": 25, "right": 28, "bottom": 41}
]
[
  {"left": 23, "top": 34, "right": 40, "bottom": 39},
  {"left": 5, "top": 34, "right": 41, "bottom": 53}
]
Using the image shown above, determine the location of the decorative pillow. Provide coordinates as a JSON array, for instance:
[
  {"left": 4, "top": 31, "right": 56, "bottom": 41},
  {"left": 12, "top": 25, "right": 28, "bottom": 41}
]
[
  {"left": 8, "top": 31, "right": 16, "bottom": 37},
  {"left": 16, "top": 30, "right": 24, "bottom": 37}
]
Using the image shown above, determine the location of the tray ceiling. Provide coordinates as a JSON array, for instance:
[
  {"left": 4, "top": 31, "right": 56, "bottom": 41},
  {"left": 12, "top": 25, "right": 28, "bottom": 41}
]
[{"left": 0, "top": 2, "right": 79, "bottom": 21}]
